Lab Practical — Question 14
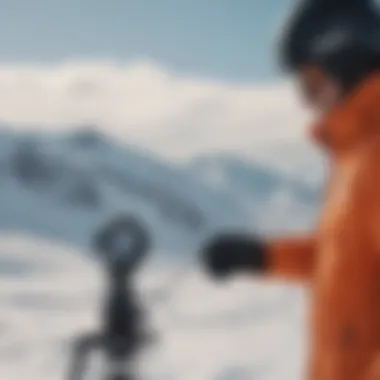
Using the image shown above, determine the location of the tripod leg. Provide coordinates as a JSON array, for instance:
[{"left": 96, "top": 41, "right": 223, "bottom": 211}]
[
  {"left": 107, "top": 374, "right": 133, "bottom": 380},
  {"left": 106, "top": 363, "right": 135, "bottom": 380},
  {"left": 104, "top": 343, "right": 136, "bottom": 380},
  {"left": 66, "top": 333, "right": 102, "bottom": 380}
]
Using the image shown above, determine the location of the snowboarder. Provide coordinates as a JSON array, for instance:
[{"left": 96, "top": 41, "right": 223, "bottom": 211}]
[{"left": 200, "top": 1, "right": 380, "bottom": 379}]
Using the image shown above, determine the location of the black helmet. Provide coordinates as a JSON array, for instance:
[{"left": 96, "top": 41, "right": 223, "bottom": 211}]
[{"left": 279, "top": 0, "right": 380, "bottom": 91}]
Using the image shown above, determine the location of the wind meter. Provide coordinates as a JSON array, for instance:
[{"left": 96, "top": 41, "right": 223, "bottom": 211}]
[
  {"left": 94, "top": 215, "right": 151, "bottom": 276},
  {"left": 67, "top": 215, "right": 152, "bottom": 380}
]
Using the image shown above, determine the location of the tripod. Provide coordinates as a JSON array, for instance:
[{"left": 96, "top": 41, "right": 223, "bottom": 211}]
[{"left": 67, "top": 215, "right": 151, "bottom": 380}]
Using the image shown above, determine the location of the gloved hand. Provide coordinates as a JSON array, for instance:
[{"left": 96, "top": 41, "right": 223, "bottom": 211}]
[{"left": 200, "top": 234, "right": 268, "bottom": 279}]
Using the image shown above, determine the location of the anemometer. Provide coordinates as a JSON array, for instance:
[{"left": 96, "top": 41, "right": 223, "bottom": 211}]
[{"left": 67, "top": 215, "right": 151, "bottom": 380}]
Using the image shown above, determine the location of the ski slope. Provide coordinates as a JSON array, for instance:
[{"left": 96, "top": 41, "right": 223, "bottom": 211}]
[{"left": 0, "top": 235, "right": 309, "bottom": 380}]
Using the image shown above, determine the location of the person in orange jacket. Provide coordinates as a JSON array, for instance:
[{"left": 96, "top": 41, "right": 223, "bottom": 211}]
[{"left": 200, "top": 1, "right": 380, "bottom": 379}]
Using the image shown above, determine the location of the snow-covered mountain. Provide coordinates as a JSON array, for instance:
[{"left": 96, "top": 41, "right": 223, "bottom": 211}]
[
  {"left": 0, "top": 125, "right": 321, "bottom": 255},
  {"left": 188, "top": 154, "right": 321, "bottom": 234},
  {"left": 0, "top": 126, "right": 318, "bottom": 380}
]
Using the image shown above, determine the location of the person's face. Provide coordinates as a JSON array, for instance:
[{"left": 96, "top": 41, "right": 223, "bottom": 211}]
[{"left": 296, "top": 66, "right": 343, "bottom": 118}]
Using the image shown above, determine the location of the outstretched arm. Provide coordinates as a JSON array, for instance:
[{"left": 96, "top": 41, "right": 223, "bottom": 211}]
[
  {"left": 266, "top": 235, "right": 317, "bottom": 282},
  {"left": 201, "top": 233, "right": 317, "bottom": 284}
]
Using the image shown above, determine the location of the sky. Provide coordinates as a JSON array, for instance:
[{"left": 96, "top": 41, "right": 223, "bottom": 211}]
[
  {"left": 0, "top": 0, "right": 321, "bottom": 176},
  {"left": 0, "top": 0, "right": 292, "bottom": 82}
]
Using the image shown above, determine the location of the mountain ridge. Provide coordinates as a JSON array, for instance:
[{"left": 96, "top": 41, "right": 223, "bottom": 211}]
[{"left": 0, "top": 125, "right": 320, "bottom": 254}]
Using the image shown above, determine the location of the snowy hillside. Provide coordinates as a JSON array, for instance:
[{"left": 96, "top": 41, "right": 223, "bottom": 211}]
[
  {"left": 188, "top": 154, "right": 321, "bottom": 234},
  {"left": 0, "top": 127, "right": 320, "bottom": 380},
  {"left": 0, "top": 126, "right": 320, "bottom": 256},
  {"left": 0, "top": 235, "right": 308, "bottom": 380}
]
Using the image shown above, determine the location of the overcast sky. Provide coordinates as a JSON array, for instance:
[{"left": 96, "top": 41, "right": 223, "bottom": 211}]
[
  {"left": 0, "top": 0, "right": 292, "bottom": 82},
  {"left": 0, "top": 1, "right": 322, "bottom": 176}
]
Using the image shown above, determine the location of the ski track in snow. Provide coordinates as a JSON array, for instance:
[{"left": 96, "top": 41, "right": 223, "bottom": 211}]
[{"left": 0, "top": 235, "right": 309, "bottom": 380}]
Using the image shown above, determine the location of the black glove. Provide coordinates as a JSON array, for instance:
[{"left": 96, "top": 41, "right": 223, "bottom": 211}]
[{"left": 200, "top": 234, "right": 268, "bottom": 279}]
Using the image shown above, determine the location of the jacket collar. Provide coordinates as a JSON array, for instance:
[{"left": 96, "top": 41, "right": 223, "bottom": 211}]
[{"left": 311, "top": 73, "right": 380, "bottom": 158}]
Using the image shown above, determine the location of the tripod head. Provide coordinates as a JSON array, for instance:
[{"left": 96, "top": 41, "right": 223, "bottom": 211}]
[
  {"left": 93, "top": 215, "right": 151, "bottom": 278},
  {"left": 94, "top": 214, "right": 152, "bottom": 353}
]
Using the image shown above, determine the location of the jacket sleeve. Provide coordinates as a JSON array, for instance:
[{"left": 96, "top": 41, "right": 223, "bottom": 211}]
[
  {"left": 366, "top": 353, "right": 380, "bottom": 380},
  {"left": 264, "top": 235, "right": 317, "bottom": 282},
  {"left": 366, "top": 151, "right": 380, "bottom": 380}
]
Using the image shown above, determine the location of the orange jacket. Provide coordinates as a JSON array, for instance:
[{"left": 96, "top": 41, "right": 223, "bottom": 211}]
[{"left": 265, "top": 73, "right": 380, "bottom": 380}]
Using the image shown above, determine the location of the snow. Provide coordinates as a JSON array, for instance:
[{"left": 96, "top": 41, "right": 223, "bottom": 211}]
[
  {"left": 0, "top": 235, "right": 309, "bottom": 380},
  {"left": 0, "top": 127, "right": 319, "bottom": 252},
  {"left": 0, "top": 128, "right": 320, "bottom": 379}
]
